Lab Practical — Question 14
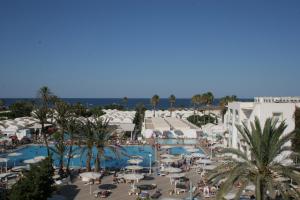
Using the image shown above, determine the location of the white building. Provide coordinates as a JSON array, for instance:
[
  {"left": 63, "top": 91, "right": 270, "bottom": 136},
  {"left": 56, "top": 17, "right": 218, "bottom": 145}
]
[
  {"left": 141, "top": 117, "right": 201, "bottom": 139},
  {"left": 224, "top": 97, "right": 300, "bottom": 157}
]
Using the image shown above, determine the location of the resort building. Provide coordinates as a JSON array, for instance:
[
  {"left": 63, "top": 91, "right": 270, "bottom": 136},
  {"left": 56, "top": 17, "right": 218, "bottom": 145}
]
[
  {"left": 224, "top": 96, "right": 300, "bottom": 159},
  {"left": 141, "top": 116, "right": 200, "bottom": 139}
]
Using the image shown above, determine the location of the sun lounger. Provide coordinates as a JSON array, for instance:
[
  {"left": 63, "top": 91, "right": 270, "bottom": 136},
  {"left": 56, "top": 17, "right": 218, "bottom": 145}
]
[{"left": 151, "top": 190, "right": 162, "bottom": 199}]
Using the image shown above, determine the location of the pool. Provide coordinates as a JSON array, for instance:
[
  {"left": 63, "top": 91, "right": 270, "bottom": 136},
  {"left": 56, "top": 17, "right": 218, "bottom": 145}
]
[
  {"left": 0, "top": 145, "right": 154, "bottom": 169},
  {"left": 168, "top": 147, "right": 204, "bottom": 155},
  {"left": 157, "top": 138, "right": 199, "bottom": 145}
]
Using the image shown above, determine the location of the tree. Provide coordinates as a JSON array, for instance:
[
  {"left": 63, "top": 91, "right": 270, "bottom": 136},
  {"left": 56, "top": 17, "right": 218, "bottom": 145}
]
[
  {"left": 33, "top": 86, "right": 56, "bottom": 156},
  {"left": 168, "top": 94, "right": 176, "bottom": 117},
  {"left": 0, "top": 99, "right": 4, "bottom": 110},
  {"left": 122, "top": 97, "right": 128, "bottom": 110},
  {"left": 151, "top": 95, "right": 160, "bottom": 117},
  {"left": 51, "top": 100, "right": 71, "bottom": 176},
  {"left": 9, "top": 101, "right": 34, "bottom": 118},
  {"left": 65, "top": 117, "right": 81, "bottom": 174},
  {"left": 92, "top": 118, "right": 121, "bottom": 172},
  {"left": 133, "top": 103, "right": 146, "bottom": 138},
  {"left": 9, "top": 157, "right": 54, "bottom": 200},
  {"left": 81, "top": 120, "right": 95, "bottom": 172},
  {"left": 209, "top": 117, "right": 300, "bottom": 200},
  {"left": 292, "top": 107, "right": 300, "bottom": 159},
  {"left": 219, "top": 95, "right": 238, "bottom": 122}
]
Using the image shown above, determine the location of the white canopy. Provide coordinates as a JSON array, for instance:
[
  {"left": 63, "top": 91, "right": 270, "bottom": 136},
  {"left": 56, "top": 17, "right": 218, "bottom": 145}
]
[
  {"left": 185, "top": 148, "right": 199, "bottom": 153},
  {"left": 191, "top": 153, "right": 206, "bottom": 158},
  {"left": 196, "top": 159, "right": 213, "bottom": 164},
  {"left": 166, "top": 172, "right": 186, "bottom": 178},
  {"left": 127, "top": 159, "right": 143, "bottom": 164},
  {"left": 0, "top": 158, "right": 9, "bottom": 162},
  {"left": 80, "top": 172, "right": 102, "bottom": 180},
  {"left": 161, "top": 158, "right": 181, "bottom": 163},
  {"left": 202, "top": 165, "right": 217, "bottom": 170},
  {"left": 162, "top": 167, "right": 182, "bottom": 173},
  {"left": 160, "top": 154, "right": 175, "bottom": 158},
  {"left": 125, "top": 165, "right": 143, "bottom": 171},
  {"left": 8, "top": 152, "right": 22, "bottom": 157},
  {"left": 123, "top": 173, "right": 144, "bottom": 181}
]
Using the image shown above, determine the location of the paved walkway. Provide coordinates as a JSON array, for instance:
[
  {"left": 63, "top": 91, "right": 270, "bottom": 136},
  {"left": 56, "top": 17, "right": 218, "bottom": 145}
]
[{"left": 57, "top": 170, "right": 203, "bottom": 200}]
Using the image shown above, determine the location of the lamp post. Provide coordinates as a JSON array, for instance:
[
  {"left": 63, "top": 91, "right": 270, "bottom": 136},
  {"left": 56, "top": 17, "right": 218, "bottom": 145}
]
[{"left": 149, "top": 154, "right": 152, "bottom": 174}]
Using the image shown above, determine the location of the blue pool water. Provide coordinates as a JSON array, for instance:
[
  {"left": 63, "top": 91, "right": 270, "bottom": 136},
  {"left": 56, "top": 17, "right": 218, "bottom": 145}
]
[
  {"left": 157, "top": 139, "right": 199, "bottom": 145},
  {"left": 1, "top": 145, "right": 154, "bottom": 169},
  {"left": 169, "top": 147, "right": 204, "bottom": 155}
]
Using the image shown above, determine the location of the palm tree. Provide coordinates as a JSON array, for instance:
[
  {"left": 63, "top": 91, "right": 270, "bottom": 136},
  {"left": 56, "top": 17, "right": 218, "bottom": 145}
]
[
  {"left": 209, "top": 117, "right": 300, "bottom": 200},
  {"left": 65, "top": 117, "right": 81, "bottom": 174},
  {"left": 192, "top": 94, "right": 202, "bottom": 121},
  {"left": 33, "top": 86, "right": 56, "bottom": 156},
  {"left": 151, "top": 95, "right": 160, "bottom": 117},
  {"left": 32, "top": 106, "right": 51, "bottom": 155},
  {"left": 168, "top": 94, "right": 176, "bottom": 117},
  {"left": 122, "top": 97, "right": 128, "bottom": 110},
  {"left": 51, "top": 100, "right": 71, "bottom": 175},
  {"left": 219, "top": 95, "right": 237, "bottom": 122},
  {"left": 92, "top": 118, "right": 121, "bottom": 172},
  {"left": 81, "top": 120, "right": 95, "bottom": 172}
]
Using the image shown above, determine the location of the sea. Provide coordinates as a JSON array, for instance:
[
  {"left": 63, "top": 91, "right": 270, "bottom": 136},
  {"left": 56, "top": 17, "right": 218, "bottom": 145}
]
[{"left": 1, "top": 98, "right": 253, "bottom": 110}]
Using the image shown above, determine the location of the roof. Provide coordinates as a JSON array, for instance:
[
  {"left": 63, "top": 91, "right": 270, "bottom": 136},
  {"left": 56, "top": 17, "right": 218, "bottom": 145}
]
[{"left": 118, "top": 123, "right": 135, "bottom": 132}]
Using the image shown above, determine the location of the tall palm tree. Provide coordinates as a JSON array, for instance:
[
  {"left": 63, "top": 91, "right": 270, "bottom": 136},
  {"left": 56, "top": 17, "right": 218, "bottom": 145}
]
[
  {"left": 51, "top": 100, "right": 71, "bottom": 175},
  {"left": 192, "top": 94, "right": 202, "bottom": 121},
  {"left": 32, "top": 106, "right": 51, "bottom": 155},
  {"left": 92, "top": 118, "right": 122, "bottom": 172},
  {"left": 168, "top": 94, "right": 176, "bottom": 117},
  {"left": 33, "top": 86, "right": 56, "bottom": 156},
  {"left": 81, "top": 120, "right": 95, "bottom": 172},
  {"left": 151, "top": 95, "right": 160, "bottom": 117},
  {"left": 65, "top": 117, "right": 81, "bottom": 174},
  {"left": 209, "top": 117, "right": 300, "bottom": 200}
]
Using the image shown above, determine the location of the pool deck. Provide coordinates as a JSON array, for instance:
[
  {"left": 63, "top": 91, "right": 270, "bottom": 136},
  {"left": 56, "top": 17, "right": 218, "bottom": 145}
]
[{"left": 57, "top": 169, "right": 209, "bottom": 200}]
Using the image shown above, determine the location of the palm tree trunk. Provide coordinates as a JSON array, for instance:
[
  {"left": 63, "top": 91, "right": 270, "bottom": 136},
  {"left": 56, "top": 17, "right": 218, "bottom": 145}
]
[
  {"left": 153, "top": 105, "right": 156, "bottom": 117},
  {"left": 86, "top": 148, "right": 92, "bottom": 172},
  {"left": 94, "top": 151, "right": 101, "bottom": 172},
  {"left": 41, "top": 123, "right": 50, "bottom": 156},
  {"left": 66, "top": 139, "right": 73, "bottom": 174}
]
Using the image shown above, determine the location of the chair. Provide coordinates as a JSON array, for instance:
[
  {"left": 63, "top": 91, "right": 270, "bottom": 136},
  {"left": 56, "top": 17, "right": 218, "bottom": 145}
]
[{"left": 151, "top": 190, "right": 162, "bottom": 199}]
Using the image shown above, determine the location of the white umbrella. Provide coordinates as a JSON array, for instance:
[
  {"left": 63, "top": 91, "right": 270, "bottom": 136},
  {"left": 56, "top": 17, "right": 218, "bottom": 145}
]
[
  {"left": 123, "top": 173, "right": 144, "bottom": 181},
  {"left": 160, "top": 145, "right": 173, "bottom": 149},
  {"left": 196, "top": 159, "right": 213, "bottom": 164},
  {"left": 34, "top": 156, "right": 46, "bottom": 161},
  {"left": 160, "top": 154, "right": 175, "bottom": 158},
  {"left": 0, "top": 172, "right": 15, "bottom": 179},
  {"left": 191, "top": 153, "right": 206, "bottom": 158},
  {"left": 23, "top": 158, "right": 39, "bottom": 164},
  {"left": 127, "top": 159, "right": 143, "bottom": 165},
  {"left": 166, "top": 172, "right": 186, "bottom": 178},
  {"left": 125, "top": 165, "right": 143, "bottom": 171},
  {"left": 161, "top": 158, "right": 181, "bottom": 163},
  {"left": 0, "top": 158, "right": 9, "bottom": 162},
  {"left": 202, "top": 165, "right": 217, "bottom": 170},
  {"left": 80, "top": 172, "right": 102, "bottom": 180},
  {"left": 162, "top": 167, "right": 182, "bottom": 173},
  {"left": 186, "top": 148, "right": 199, "bottom": 153},
  {"left": 11, "top": 165, "right": 29, "bottom": 172},
  {"left": 8, "top": 152, "right": 22, "bottom": 166},
  {"left": 8, "top": 152, "right": 22, "bottom": 157}
]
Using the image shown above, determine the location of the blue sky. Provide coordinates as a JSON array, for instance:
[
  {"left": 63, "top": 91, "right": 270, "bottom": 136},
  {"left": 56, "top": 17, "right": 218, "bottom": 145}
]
[{"left": 0, "top": 0, "right": 299, "bottom": 98}]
